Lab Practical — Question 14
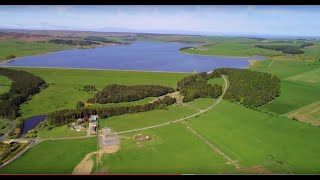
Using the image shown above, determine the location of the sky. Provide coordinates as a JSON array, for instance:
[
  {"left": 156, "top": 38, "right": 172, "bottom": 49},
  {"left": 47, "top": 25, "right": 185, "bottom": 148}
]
[{"left": 1, "top": 5, "right": 320, "bottom": 37}]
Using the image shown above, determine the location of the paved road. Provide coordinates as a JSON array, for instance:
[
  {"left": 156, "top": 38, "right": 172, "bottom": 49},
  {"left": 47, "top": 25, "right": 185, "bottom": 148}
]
[
  {"left": 0, "top": 119, "right": 15, "bottom": 141},
  {"left": 115, "top": 75, "right": 228, "bottom": 135}
]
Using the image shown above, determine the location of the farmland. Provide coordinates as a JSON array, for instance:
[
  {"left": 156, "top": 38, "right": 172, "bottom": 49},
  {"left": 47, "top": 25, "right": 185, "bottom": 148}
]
[
  {"left": 1, "top": 32, "right": 320, "bottom": 174},
  {"left": 8, "top": 67, "right": 189, "bottom": 119},
  {"left": 0, "top": 76, "right": 11, "bottom": 95},
  {"left": 0, "top": 137, "right": 97, "bottom": 174}
]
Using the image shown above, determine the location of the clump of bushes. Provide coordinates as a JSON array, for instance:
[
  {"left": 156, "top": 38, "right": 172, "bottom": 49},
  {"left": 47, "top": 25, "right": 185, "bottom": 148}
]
[
  {"left": 76, "top": 101, "right": 85, "bottom": 108},
  {"left": 5, "top": 54, "right": 16, "bottom": 60},
  {"left": 83, "top": 85, "right": 97, "bottom": 92}
]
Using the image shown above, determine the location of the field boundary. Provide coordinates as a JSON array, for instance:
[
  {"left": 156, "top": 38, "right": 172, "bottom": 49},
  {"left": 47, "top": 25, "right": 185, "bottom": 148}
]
[
  {"left": 186, "top": 126, "right": 240, "bottom": 169},
  {"left": 227, "top": 160, "right": 295, "bottom": 174},
  {"left": 280, "top": 100, "right": 320, "bottom": 117}
]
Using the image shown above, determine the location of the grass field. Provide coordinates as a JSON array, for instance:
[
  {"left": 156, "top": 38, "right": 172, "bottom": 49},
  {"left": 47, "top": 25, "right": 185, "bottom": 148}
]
[
  {"left": 99, "top": 105, "right": 197, "bottom": 132},
  {"left": 285, "top": 67, "right": 320, "bottom": 83},
  {"left": 287, "top": 100, "right": 320, "bottom": 126},
  {"left": 86, "top": 97, "right": 156, "bottom": 109},
  {"left": 8, "top": 67, "right": 189, "bottom": 119},
  {"left": 249, "top": 60, "right": 320, "bottom": 79},
  {"left": 0, "top": 137, "right": 97, "bottom": 174},
  {"left": 0, "top": 40, "right": 71, "bottom": 62},
  {"left": 208, "top": 77, "right": 225, "bottom": 87},
  {"left": 0, "top": 75, "right": 11, "bottom": 95},
  {"left": 181, "top": 43, "right": 282, "bottom": 57},
  {"left": 186, "top": 100, "right": 320, "bottom": 174},
  {"left": 36, "top": 125, "right": 87, "bottom": 138},
  {"left": 260, "top": 80, "right": 320, "bottom": 115},
  {"left": 184, "top": 98, "right": 218, "bottom": 110},
  {"left": 96, "top": 123, "right": 235, "bottom": 174}
]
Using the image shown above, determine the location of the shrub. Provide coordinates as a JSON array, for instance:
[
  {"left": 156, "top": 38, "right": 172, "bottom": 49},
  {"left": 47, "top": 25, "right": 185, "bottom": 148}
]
[{"left": 76, "top": 101, "right": 85, "bottom": 108}]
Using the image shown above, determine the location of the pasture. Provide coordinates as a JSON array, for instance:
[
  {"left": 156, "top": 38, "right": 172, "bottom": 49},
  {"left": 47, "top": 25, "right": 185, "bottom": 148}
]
[
  {"left": 8, "top": 67, "right": 189, "bottom": 119},
  {"left": 0, "top": 137, "right": 97, "bottom": 174},
  {"left": 285, "top": 67, "right": 320, "bottom": 83},
  {"left": 288, "top": 100, "right": 320, "bottom": 126},
  {"left": 0, "top": 40, "right": 70, "bottom": 62},
  {"left": 96, "top": 123, "right": 235, "bottom": 174},
  {"left": 187, "top": 100, "right": 320, "bottom": 174},
  {"left": 0, "top": 76, "right": 11, "bottom": 95}
]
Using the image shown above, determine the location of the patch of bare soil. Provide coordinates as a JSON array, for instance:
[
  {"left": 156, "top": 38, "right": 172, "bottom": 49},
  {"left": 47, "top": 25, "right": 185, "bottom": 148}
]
[
  {"left": 72, "top": 152, "right": 96, "bottom": 175},
  {"left": 96, "top": 145, "right": 120, "bottom": 164},
  {"left": 241, "top": 167, "right": 273, "bottom": 174}
]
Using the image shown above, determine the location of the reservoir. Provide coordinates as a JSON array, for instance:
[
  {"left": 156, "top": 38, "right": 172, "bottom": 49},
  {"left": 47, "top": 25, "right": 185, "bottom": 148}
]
[{"left": 0, "top": 41, "right": 265, "bottom": 72}]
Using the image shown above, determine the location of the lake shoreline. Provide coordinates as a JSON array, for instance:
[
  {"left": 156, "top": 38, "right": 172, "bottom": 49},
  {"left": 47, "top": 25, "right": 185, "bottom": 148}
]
[
  {"left": 0, "top": 42, "right": 126, "bottom": 64},
  {"left": 4, "top": 65, "right": 193, "bottom": 74},
  {"left": 179, "top": 49, "right": 268, "bottom": 59}
]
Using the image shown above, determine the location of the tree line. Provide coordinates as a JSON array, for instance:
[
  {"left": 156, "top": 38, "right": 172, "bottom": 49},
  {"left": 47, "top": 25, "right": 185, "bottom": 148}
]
[
  {"left": 83, "top": 36, "right": 123, "bottom": 44},
  {"left": 87, "top": 84, "right": 174, "bottom": 104},
  {"left": 254, "top": 45, "right": 304, "bottom": 54},
  {"left": 48, "top": 39, "right": 100, "bottom": 46},
  {"left": 0, "top": 68, "right": 46, "bottom": 119},
  {"left": 47, "top": 96, "right": 176, "bottom": 126},
  {"left": 209, "top": 68, "right": 281, "bottom": 108},
  {"left": 300, "top": 42, "right": 314, "bottom": 48},
  {"left": 177, "top": 72, "right": 223, "bottom": 102}
]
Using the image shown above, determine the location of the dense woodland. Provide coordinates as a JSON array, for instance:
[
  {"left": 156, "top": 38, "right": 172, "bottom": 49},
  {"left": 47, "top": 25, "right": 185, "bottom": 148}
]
[
  {"left": 48, "top": 39, "right": 100, "bottom": 46},
  {"left": 0, "top": 68, "right": 46, "bottom": 119},
  {"left": 177, "top": 72, "right": 222, "bottom": 102},
  {"left": 48, "top": 96, "right": 176, "bottom": 126},
  {"left": 254, "top": 45, "right": 304, "bottom": 54},
  {"left": 209, "top": 68, "right": 281, "bottom": 108},
  {"left": 88, "top": 84, "right": 174, "bottom": 104}
]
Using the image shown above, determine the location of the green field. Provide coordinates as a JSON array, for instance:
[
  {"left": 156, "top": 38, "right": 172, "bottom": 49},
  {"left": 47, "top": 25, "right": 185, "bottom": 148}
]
[
  {"left": 8, "top": 67, "right": 189, "bottom": 119},
  {"left": 248, "top": 59, "right": 320, "bottom": 115},
  {"left": 181, "top": 43, "right": 282, "bottom": 57},
  {"left": 249, "top": 60, "right": 320, "bottom": 79},
  {"left": 184, "top": 98, "right": 218, "bottom": 110},
  {"left": 0, "top": 40, "right": 71, "bottom": 62},
  {"left": 0, "top": 137, "right": 97, "bottom": 174},
  {"left": 285, "top": 67, "right": 320, "bottom": 83},
  {"left": 208, "top": 77, "right": 225, "bottom": 87},
  {"left": 97, "top": 123, "right": 234, "bottom": 174},
  {"left": 96, "top": 100, "right": 320, "bottom": 174},
  {"left": 0, "top": 76, "right": 11, "bottom": 95},
  {"left": 260, "top": 80, "right": 320, "bottom": 115},
  {"left": 36, "top": 125, "right": 87, "bottom": 138},
  {"left": 99, "top": 105, "right": 197, "bottom": 132},
  {"left": 288, "top": 100, "right": 320, "bottom": 126},
  {"left": 187, "top": 100, "right": 320, "bottom": 173}
]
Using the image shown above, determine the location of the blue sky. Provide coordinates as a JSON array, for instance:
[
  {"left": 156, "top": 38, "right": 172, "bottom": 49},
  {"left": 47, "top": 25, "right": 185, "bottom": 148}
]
[{"left": 1, "top": 5, "right": 320, "bottom": 36}]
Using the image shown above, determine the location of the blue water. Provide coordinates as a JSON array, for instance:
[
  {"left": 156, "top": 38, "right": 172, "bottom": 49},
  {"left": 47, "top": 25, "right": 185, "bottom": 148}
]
[
  {"left": 0, "top": 41, "right": 265, "bottom": 72},
  {"left": 18, "top": 115, "right": 47, "bottom": 138}
]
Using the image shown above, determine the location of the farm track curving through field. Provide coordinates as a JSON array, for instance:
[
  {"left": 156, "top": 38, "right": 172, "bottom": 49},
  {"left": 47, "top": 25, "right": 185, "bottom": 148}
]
[{"left": 0, "top": 75, "right": 228, "bottom": 169}]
